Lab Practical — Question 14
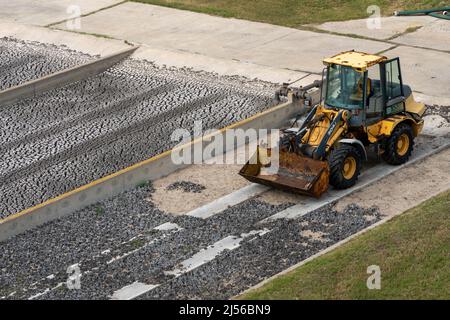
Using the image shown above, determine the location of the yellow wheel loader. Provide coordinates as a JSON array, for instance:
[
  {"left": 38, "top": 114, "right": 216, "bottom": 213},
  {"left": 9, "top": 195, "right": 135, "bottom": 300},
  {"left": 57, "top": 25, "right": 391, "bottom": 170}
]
[{"left": 240, "top": 51, "right": 425, "bottom": 197}]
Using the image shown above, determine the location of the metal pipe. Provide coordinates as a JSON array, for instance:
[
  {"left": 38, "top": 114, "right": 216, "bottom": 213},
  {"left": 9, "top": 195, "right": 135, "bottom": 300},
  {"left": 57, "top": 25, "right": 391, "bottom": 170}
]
[
  {"left": 394, "top": 7, "right": 450, "bottom": 16},
  {"left": 428, "top": 12, "right": 450, "bottom": 20},
  {"left": 394, "top": 7, "right": 450, "bottom": 20}
]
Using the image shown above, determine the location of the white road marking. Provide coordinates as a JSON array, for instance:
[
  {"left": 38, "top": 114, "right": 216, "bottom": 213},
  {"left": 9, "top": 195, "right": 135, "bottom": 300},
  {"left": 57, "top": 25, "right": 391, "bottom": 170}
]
[
  {"left": 109, "top": 228, "right": 271, "bottom": 299},
  {"left": 186, "top": 184, "right": 270, "bottom": 219},
  {"left": 28, "top": 288, "right": 50, "bottom": 300},
  {"left": 154, "top": 222, "right": 182, "bottom": 231},
  {"left": 107, "top": 224, "right": 182, "bottom": 264},
  {"left": 28, "top": 282, "right": 66, "bottom": 300},
  {"left": 110, "top": 282, "right": 159, "bottom": 300},
  {"left": 165, "top": 229, "right": 270, "bottom": 277}
]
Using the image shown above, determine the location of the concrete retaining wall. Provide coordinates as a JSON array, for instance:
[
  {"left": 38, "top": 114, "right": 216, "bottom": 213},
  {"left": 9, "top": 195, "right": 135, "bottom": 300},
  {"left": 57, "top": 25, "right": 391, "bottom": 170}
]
[
  {"left": 0, "top": 90, "right": 320, "bottom": 241},
  {"left": 0, "top": 46, "right": 138, "bottom": 107}
]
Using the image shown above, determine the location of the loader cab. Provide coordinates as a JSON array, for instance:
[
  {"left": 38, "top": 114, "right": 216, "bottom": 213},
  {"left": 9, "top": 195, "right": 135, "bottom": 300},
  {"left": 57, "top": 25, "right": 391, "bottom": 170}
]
[{"left": 322, "top": 51, "right": 405, "bottom": 126}]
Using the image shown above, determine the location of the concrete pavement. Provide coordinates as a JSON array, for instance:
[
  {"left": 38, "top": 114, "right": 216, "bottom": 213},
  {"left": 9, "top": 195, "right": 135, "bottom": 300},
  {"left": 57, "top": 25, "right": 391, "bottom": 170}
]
[
  {"left": 315, "top": 15, "right": 439, "bottom": 40},
  {"left": 394, "top": 19, "right": 450, "bottom": 52},
  {"left": 54, "top": 2, "right": 390, "bottom": 74},
  {"left": 386, "top": 46, "right": 450, "bottom": 103},
  {"left": 316, "top": 15, "right": 450, "bottom": 52},
  {"left": 0, "top": 0, "right": 122, "bottom": 26}
]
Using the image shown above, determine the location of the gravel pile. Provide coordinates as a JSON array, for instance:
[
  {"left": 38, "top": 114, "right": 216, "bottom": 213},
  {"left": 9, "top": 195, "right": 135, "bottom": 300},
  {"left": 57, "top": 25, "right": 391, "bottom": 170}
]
[
  {"left": 0, "top": 183, "right": 169, "bottom": 299},
  {"left": 0, "top": 38, "right": 277, "bottom": 218},
  {"left": 425, "top": 104, "right": 450, "bottom": 122},
  {"left": 0, "top": 37, "right": 92, "bottom": 90}
]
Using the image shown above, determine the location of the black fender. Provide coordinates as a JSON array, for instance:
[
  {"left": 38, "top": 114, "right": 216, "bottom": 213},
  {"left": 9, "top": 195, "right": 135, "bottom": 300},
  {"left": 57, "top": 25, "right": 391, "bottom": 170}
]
[{"left": 338, "top": 138, "right": 368, "bottom": 160}]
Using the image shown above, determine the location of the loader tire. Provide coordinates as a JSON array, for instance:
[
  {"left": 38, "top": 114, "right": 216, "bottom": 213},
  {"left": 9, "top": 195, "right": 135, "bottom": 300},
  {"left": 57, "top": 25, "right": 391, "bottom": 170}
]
[
  {"left": 329, "top": 144, "right": 362, "bottom": 189},
  {"left": 382, "top": 123, "right": 414, "bottom": 165}
]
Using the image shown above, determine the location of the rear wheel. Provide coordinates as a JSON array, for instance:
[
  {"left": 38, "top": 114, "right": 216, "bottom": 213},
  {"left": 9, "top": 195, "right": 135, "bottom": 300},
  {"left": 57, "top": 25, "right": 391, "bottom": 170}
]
[
  {"left": 382, "top": 123, "right": 414, "bottom": 165},
  {"left": 328, "top": 144, "right": 362, "bottom": 189}
]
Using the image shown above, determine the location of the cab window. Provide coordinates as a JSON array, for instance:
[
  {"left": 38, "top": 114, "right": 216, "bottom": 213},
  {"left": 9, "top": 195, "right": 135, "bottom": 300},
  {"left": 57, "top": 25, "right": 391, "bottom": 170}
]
[
  {"left": 384, "top": 58, "right": 403, "bottom": 99},
  {"left": 325, "top": 65, "right": 364, "bottom": 110}
]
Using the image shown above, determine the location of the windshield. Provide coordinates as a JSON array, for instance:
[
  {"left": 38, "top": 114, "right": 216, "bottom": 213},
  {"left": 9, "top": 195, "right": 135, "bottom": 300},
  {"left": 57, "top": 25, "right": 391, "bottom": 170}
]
[{"left": 325, "top": 64, "right": 365, "bottom": 109}]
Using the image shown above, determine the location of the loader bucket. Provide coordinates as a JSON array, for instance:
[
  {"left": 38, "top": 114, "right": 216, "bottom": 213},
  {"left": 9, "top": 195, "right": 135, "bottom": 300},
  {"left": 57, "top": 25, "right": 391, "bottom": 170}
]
[{"left": 239, "top": 147, "right": 330, "bottom": 198}]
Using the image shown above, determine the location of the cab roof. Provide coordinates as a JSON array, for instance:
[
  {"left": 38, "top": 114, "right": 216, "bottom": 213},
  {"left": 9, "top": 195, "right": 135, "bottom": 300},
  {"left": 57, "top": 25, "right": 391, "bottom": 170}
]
[{"left": 323, "top": 51, "right": 387, "bottom": 71}]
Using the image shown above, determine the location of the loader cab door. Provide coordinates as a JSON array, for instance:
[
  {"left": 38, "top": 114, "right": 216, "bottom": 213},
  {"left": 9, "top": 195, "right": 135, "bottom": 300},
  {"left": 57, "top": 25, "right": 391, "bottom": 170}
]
[
  {"left": 365, "top": 66, "right": 384, "bottom": 125},
  {"left": 381, "top": 58, "right": 405, "bottom": 116}
]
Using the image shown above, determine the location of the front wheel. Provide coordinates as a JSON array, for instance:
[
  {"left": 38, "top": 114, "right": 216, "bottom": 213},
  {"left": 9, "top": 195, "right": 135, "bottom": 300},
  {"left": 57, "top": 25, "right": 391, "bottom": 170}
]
[
  {"left": 328, "top": 144, "right": 362, "bottom": 189},
  {"left": 382, "top": 123, "right": 414, "bottom": 165}
]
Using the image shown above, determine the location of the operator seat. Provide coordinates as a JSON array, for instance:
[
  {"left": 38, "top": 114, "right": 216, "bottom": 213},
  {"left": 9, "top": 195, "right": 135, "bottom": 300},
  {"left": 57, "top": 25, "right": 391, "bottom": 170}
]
[{"left": 350, "top": 78, "right": 372, "bottom": 101}]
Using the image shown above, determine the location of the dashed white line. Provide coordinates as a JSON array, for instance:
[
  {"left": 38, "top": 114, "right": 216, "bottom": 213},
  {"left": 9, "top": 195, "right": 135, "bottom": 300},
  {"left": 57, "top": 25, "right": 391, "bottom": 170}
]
[
  {"left": 111, "top": 282, "right": 160, "bottom": 300},
  {"left": 186, "top": 184, "right": 270, "bottom": 219},
  {"left": 28, "top": 288, "right": 50, "bottom": 300},
  {"left": 107, "top": 223, "right": 182, "bottom": 264},
  {"left": 165, "top": 229, "right": 270, "bottom": 277},
  {"left": 110, "top": 229, "right": 271, "bottom": 299},
  {"left": 154, "top": 222, "right": 183, "bottom": 231},
  {"left": 27, "top": 221, "right": 182, "bottom": 300}
]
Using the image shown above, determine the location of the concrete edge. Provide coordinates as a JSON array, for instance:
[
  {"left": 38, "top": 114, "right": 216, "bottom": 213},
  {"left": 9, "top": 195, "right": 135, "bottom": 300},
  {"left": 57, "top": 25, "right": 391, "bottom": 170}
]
[
  {"left": 0, "top": 46, "right": 138, "bottom": 107},
  {"left": 0, "top": 91, "right": 319, "bottom": 242},
  {"left": 234, "top": 143, "right": 450, "bottom": 299}
]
